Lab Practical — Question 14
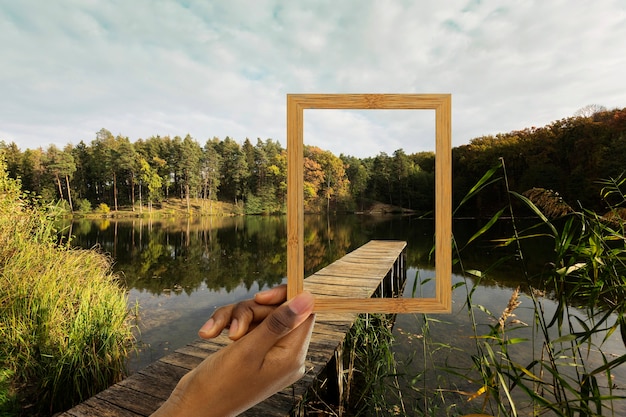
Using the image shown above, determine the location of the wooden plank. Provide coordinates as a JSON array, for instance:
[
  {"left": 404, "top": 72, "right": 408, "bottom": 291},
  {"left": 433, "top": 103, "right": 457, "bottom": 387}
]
[
  {"left": 240, "top": 392, "right": 296, "bottom": 416},
  {"left": 303, "top": 282, "right": 372, "bottom": 297},
  {"left": 158, "top": 351, "right": 204, "bottom": 370},
  {"left": 312, "top": 321, "right": 355, "bottom": 337},
  {"left": 59, "top": 363, "right": 182, "bottom": 417},
  {"left": 117, "top": 372, "right": 172, "bottom": 401},
  {"left": 136, "top": 360, "right": 188, "bottom": 385},
  {"left": 310, "top": 274, "right": 389, "bottom": 284},
  {"left": 95, "top": 385, "right": 164, "bottom": 416},
  {"left": 313, "top": 312, "right": 357, "bottom": 324},
  {"left": 308, "top": 338, "right": 343, "bottom": 355},
  {"left": 60, "top": 397, "right": 143, "bottom": 417}
]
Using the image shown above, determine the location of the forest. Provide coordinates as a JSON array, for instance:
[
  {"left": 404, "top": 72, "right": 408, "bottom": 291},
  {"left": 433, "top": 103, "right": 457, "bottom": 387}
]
[{"left": 1, "top": 106, "right": 625, "bottom": 217}]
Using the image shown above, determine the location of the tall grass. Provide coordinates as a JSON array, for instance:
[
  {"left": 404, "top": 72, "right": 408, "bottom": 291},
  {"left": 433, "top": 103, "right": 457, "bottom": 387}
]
[
  {"left": 327, "top": 162, "right": 626, "bottom": 416},
  {"left": 412, "top": 161, "right": 626, "bottom": 416},
  {"left": 0, "top": 158, "right": 134, "bottom": 416},
  {"left": 299, "top": 312, "right": 402, "bottom": 417},
  {"left": 342, "top": 313, "right": 403, "bottom": 416}
]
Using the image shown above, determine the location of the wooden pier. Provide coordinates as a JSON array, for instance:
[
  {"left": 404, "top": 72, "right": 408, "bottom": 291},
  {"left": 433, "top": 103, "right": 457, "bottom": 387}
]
[{"left": 60, "top": 240, "right": 407, "bottom": 417}]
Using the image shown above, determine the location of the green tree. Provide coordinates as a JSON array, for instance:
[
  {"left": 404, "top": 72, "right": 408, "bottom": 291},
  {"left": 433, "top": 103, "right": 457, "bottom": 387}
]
[
  {"left": 201, "top": 138, "right": 222, "bottom": 212},
  {"left": 260, "top": 139, "right": 287, "bottom": 213},
  {"left": 139, "top": 157, "right": 163, "bottom": 212},
  {"left": 70, "top": 141, "right": 95, "bottom": 202},
  {"left": 91, "top": 129, "right": 119, "bottom": 210},
  {"left": 368, "top": 152, "right": 393, "bottom": 205},
  {"left": 272, "top": 148, "right": 288, "bottom": 209},
  {"left": 242, "top": 138, "right": 256, "bottom": 197},
  {"left": 178, "top": 135, "right": 202, "bottom": 213},
  {"left": 342, "top": 155, "right": 370, "bottom": 211},
  {"left": 44, "top": 145, "right": 76, "bottom": 211},
  {"left": 115, "top": 136, "right": 139, "bottom": 210},
  {"left": 390, "top": 149, "right": 411, "bottom": 208},
  {"left": 217, "top": 137, "right": 248, "bottom": 204},
  {"left": 135, "top": 135, "right": 174, "bottom": 201},
  {"left": 244, "top": 138, "right": 287, "bottom": 214},
  {"left": 20, "top": 147, "right": 46, "bottom": 197},
  {"left": 61, "top": 144, "right": 77, "bottom": 212},
  {"left": 0, "top": 141, "right": 21, "bottom": 179}
]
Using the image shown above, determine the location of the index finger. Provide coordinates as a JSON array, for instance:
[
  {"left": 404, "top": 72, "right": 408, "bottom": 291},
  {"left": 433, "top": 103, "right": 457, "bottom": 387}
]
[
  {"left": 198, "top": 285, "right": 288, "bottom": 340},
  {"left": 199, "top": 299, "right": 278, "bottom": 340},
  {"left": 254, "top": 284, "right": 287, "bottom": 305}
]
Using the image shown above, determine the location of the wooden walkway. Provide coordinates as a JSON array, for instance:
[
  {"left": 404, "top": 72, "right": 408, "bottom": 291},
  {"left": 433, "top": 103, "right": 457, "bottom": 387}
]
[{"left": 60, "top": 240, "right": 407, "bottom": 417}]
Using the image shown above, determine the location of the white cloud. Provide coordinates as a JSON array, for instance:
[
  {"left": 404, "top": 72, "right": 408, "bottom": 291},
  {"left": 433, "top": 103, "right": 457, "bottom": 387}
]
[
  {"left": 1, "top": 0, "right": 625, "bottom": 157},
  {"left": 305, "top": 109, "right": 436, "bottom": 157}
]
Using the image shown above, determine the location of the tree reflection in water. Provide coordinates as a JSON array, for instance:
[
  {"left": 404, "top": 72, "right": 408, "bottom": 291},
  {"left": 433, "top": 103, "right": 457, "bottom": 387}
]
[{"left": 60, "top": 215, "right": 522, "bottom": 371}]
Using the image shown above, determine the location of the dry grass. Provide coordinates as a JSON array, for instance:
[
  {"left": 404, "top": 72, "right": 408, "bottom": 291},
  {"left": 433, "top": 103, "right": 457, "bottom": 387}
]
[
  {"left": 496, "top": 287, "right": 522, "bottom": 332},
  {"left": 522, "top": 188, "right": 573, "bottom": 219}
]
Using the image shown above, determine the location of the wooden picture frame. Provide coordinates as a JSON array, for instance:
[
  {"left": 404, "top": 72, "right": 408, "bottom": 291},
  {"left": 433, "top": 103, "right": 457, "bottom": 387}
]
[{"left": 287, "top": 94, "right": 452, "bottom": 313}]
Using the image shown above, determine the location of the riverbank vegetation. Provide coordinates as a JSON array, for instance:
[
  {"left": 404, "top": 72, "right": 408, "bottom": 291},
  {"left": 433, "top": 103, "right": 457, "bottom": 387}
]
[
  {"left": 0, "top": 158, "right": 134, "bottom": 416},
  {"left": 446, "top": 164, "right": 626, "bottom": 415},
  {"left": 1, "top": 107, "right": 625, "bottom": 217},
  {"left": 323, "top": 163, "right": 626, "bottom": 416}
]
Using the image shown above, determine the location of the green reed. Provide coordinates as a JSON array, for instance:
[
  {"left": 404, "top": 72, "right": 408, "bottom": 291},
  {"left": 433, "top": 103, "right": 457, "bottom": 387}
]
[
  {"left": 298, "top": 312, "right": 404, "bottom": 416},
  {"left": 405, "top": 162, "right": 626, "bottom": 416},
  {"left": 330, "top": 161, "right": 626, "bottom": 416},
  {"left": 342, "top": 313, "right": 404, "bottom": 416},
  {"left": 0, "top": 158, "right": 134, "bottom": 416}
]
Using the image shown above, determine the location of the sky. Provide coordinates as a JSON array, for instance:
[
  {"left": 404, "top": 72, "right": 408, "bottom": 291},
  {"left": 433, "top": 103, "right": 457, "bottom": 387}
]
[{"left": 1, "top": 0, "right": 625, "bottom": 158}]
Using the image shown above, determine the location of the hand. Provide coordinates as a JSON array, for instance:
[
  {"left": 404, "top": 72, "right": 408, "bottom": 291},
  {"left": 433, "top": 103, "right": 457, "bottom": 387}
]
[
  {"left": 198, "top": 284, "right": 290, "bottom": 341},
  {"left": 151, "top": 288, "right": 315, "bottom": 417}
]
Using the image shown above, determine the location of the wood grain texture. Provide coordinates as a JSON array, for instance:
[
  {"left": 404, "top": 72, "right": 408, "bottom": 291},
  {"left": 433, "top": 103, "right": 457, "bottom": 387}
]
[
  {"left": 60, "top": 240, "right": 406, "bottom": 417},
  {"left": 287, "top": 93, "right": 452, "bottom": 313},
  {"left": 286, "top": 94, "right": 304, "bottom": 300},
  {"left": 287, "top": 93, "right": 450, "bottom": 109}
]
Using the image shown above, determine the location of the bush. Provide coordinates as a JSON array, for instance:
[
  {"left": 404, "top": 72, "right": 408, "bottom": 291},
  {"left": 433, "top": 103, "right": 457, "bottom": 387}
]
[
  {"left": 0, "top": 158, "right": 133, "bottom": 415},
  {"left": 75, "top": 198, "right": 92, "bottom": 213},
  {"left": 97, "top": 202, "right": 110, "bottom": 214}
]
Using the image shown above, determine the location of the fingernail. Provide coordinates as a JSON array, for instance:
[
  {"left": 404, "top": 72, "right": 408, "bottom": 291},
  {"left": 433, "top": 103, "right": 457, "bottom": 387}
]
[
  {"left": 228, "top": 318, "right": 239, "bottom": 338},
  {"left": 198, "top": 318, "right": 214, "bottom": 337},
  {"left": 287, "top": 292, "right": 315, "bottom": 315}
]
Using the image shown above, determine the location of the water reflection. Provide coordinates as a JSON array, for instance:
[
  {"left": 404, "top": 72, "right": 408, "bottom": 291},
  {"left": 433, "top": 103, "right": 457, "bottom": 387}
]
[
  {"left": 64, "top": 215, "right": 446, "bottom": 296},
  {"left": 395, "top": 272, "right": 626, "bottom": 415},
  {"left": 60, "top": 215, "right": 538, "bottom": 371}
]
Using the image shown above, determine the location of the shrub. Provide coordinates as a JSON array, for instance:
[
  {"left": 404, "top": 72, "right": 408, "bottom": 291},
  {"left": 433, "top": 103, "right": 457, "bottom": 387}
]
[
  {"left": 75, "top": 198, "right": 92, "bottom": 213},
  {"left": 97, "top": 202, "right": 110, "bottom": 214},
  {"left": 0, "top": 158, "right": 133, "bottom": 415}
]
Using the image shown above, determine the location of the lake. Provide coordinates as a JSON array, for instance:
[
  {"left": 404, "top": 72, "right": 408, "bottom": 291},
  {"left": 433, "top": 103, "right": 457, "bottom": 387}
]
[
  {"left": 61, "top": 214, "right": 442, "bottom": 369},
  {"left": 60, "top": 215, "right": 626, "bottom": 414}
]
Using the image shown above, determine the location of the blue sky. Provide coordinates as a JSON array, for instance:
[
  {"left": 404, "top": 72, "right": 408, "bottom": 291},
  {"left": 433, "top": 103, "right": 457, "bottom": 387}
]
[{"left": 1, "top": 0, "right": 625, "bottom": 158}]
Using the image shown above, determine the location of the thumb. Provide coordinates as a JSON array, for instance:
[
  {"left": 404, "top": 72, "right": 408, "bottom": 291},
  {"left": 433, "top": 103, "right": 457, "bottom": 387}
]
[{"left": 247, "top": 291, "right": 315, "bottom": 353}]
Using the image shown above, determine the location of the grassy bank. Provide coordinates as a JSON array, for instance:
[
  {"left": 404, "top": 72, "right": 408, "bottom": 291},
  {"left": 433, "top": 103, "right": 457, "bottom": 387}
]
[
  {"left": 62, "top": 197, "right": 412, "bottom": 219},
  {"left": 0, "top": 159, "right": 134, "bottom": 416},
  {"left": 65, "top": 198, "right": 242, "bottom": 219}
]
